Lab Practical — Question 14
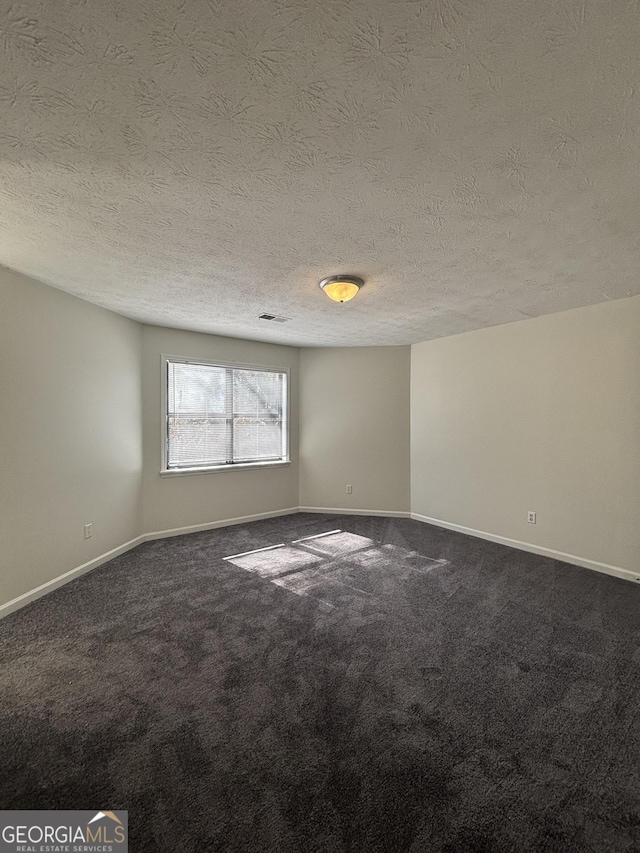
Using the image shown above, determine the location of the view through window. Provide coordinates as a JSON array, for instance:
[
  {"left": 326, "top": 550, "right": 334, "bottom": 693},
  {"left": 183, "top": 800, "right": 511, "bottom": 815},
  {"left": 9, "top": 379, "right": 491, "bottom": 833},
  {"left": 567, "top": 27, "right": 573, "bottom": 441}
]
[{"left": 165, "top": 359, "right": 288, "bottom": 470}]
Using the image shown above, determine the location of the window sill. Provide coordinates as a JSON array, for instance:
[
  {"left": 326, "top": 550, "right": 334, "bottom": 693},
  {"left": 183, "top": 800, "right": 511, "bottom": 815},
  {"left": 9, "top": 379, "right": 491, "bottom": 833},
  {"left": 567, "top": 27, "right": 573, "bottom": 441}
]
[{"left": 160, "top": 461, "right": 291, "bottom": 477}]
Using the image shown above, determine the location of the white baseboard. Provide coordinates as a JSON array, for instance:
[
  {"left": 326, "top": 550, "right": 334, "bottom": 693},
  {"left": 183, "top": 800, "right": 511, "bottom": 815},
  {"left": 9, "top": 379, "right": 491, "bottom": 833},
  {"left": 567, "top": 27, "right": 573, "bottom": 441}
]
[
  {"left": 7, "top": 506, "right": 633, "bottom": 621},
  {"left": 0, "top": 534, "right": 146, "bottom": 619},
  {"left": 411, "top": 513, "right": 639, "bottom": 585},
  {"left": 298, "top": 506, "right": 411, "bottom": 518},
  {"left": 0, "top": 508, "right": 301, "bottom": 619},
  {"left": 144, "top": 507, "right": 300, "bottom": 541}
]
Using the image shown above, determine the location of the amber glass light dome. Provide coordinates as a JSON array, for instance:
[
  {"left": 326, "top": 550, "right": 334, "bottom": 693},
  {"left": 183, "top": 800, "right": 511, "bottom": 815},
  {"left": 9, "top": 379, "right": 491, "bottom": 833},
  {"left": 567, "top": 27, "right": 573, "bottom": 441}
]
[{"left": 319, "top": 275, "right": 363, "bottom": 303}]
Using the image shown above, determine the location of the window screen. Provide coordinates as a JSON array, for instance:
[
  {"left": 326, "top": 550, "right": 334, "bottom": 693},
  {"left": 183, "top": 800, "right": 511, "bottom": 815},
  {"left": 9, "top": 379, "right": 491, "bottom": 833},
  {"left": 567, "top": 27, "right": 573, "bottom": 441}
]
[{"left": 166, "top": 360, "right": 288, "bottom": 469}]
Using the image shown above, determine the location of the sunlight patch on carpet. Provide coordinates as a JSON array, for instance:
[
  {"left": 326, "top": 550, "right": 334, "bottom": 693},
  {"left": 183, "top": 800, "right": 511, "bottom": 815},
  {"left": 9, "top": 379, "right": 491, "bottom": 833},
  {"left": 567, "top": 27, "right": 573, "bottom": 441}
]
[
  {"left": 226, "top": 546, "right": 323, "bottom": 577},
  {"left": 221, "top": 528, "right": 450, "bottom": 609}
]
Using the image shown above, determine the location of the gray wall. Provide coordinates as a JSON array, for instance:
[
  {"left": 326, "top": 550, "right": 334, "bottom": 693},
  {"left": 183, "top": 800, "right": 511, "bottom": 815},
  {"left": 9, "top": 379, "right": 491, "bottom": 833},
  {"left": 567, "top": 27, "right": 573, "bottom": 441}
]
[
  {"left": 0, "top": 268, "right": 143, "bottom": 611},
  {"left": 411, "top": 296, "right": 640, "bottom": 573},
  {"left": 299, "top": 346, "right": 410, "bottom": 514}
]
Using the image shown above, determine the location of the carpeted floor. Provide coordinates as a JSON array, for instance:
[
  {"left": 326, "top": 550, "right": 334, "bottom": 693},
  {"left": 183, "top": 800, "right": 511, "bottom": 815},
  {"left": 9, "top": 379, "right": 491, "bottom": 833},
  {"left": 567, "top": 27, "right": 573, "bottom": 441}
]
[{"left": 1, "top": 513, "right": 639, "bottom": 852}]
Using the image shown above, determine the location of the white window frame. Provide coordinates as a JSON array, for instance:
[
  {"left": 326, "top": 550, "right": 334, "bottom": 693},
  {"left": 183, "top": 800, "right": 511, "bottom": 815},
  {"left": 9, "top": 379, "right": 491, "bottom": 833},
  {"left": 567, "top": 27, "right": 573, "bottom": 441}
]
[{"left": 160, "top": 355, "right": 290, "bottom": 476}]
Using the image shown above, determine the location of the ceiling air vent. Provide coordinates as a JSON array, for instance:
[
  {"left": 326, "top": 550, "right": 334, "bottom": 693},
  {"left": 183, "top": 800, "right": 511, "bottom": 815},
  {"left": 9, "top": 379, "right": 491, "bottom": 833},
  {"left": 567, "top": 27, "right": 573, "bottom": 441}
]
[{"left": 259, "top": 313, "right": 290, "bottom": 323}]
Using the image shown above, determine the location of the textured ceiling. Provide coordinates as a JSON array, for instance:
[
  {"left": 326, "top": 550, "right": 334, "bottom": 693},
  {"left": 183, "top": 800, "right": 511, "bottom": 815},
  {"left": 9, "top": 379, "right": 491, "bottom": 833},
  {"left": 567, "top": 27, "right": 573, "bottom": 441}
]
[{"left": 1, "top": 0, "right": 639, "bottom": 346}]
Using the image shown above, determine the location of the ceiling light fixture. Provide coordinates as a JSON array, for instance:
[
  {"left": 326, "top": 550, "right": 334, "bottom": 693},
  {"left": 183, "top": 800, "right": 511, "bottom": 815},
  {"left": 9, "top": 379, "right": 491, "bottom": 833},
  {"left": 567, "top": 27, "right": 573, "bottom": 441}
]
[{"left": 319, "top": 275, "right": 363, "bottom": 303}]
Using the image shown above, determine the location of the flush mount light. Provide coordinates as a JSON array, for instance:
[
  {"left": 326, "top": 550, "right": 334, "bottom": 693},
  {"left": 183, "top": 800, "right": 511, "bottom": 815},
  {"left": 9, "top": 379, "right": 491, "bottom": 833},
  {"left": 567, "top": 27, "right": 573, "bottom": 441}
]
[{"left": 319, "top": 275, "right": 363, "bottom": 303}]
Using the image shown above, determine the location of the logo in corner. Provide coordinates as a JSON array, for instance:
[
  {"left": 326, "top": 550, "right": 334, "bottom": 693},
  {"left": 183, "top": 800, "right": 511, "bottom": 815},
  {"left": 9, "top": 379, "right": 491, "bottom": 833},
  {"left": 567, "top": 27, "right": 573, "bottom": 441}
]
[
  {"left": 0, "top": 809, "right": 128, "bottom": 852},
  {"left": 88, "top": 810, "right": 123, "bottom": 825}
]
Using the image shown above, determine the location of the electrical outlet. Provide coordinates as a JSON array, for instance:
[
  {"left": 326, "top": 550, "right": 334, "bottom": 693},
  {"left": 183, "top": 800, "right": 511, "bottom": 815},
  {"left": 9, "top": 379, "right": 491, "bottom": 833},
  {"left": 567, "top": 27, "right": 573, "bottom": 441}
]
[
  {"left": 84, "top": 523, "right": 92, "bottom": 539},
  {"left": 346, "top": 485, "right": 353, "bottom": 495},
  {"left": 527, "top": 511, "right": 536, "bottom": 524}
]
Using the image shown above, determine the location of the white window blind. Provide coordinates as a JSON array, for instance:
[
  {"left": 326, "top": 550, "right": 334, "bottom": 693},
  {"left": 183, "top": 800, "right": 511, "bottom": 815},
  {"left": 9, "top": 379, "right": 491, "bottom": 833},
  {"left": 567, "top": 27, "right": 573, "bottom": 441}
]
[{"left": 166, "top": 360, "right": 288, "bottom": 470}]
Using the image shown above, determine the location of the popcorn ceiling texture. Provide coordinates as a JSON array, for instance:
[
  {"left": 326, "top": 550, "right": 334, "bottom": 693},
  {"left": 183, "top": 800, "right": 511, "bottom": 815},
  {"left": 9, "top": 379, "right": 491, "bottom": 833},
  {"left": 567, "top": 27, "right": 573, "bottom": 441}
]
[{"left": 1, "top": 0, "right": 639, "bottom": 346}]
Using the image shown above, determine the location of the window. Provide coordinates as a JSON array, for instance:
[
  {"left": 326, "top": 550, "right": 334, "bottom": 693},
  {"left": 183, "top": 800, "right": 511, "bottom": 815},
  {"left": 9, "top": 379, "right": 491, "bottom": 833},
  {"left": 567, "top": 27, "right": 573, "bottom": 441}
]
[{"left": 163, "top": 358, "right": 288, "bottom": 472}]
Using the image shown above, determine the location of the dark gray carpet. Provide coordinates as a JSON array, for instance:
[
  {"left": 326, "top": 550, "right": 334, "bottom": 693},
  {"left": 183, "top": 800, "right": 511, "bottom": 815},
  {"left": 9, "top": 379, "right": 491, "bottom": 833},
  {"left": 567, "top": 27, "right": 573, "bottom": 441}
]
[{"left": 1, "top": 514, "right": 639, "bottom": 852}]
